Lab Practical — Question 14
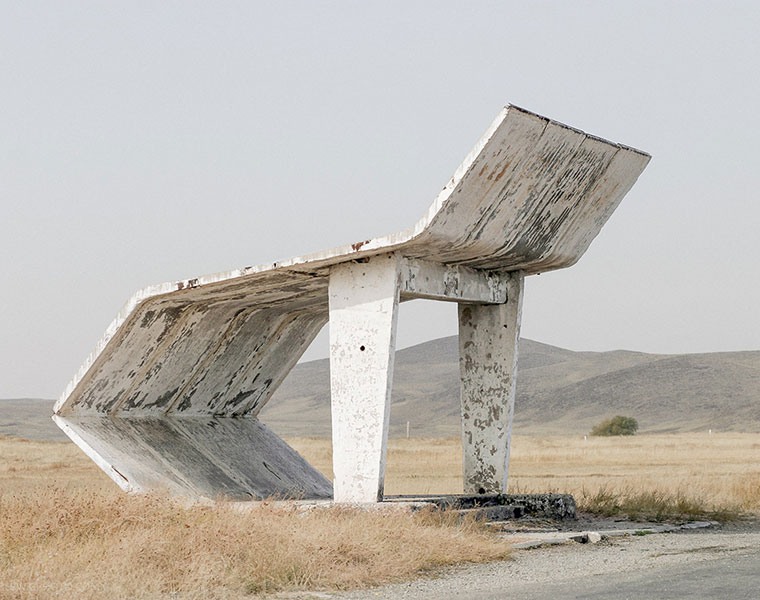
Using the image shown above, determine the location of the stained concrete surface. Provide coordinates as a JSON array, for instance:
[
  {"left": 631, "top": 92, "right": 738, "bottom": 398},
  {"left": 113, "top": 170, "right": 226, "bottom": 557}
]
[{"left": 53, "top": 105, "right": 649, "bottom": 502}]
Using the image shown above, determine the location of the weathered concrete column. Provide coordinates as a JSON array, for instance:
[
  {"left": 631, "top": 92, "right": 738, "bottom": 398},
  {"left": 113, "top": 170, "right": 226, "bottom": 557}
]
[
  {"left": 328, "top": 253, "right": 401, "bottom": 502},
  {"left": 458, "top": 271, "right": 524, "bottom": 494}
]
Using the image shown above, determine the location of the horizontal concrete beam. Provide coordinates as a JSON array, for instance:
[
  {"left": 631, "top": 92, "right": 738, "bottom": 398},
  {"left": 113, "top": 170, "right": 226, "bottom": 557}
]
[{"left": 400, "top": 257, "right": 508, "bottom": 304}]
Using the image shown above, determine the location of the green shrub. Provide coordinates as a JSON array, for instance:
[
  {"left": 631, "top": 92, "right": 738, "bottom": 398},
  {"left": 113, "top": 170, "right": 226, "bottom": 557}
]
[{"left": 590, "top": 415, "right": 639, "bottom": 436}]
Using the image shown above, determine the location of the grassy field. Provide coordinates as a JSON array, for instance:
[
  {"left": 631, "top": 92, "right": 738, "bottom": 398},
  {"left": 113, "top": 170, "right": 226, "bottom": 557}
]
[
  {"left": 1, "top": 433, "right": 759, "bottom": 598},
  {"left": 6, "top": 432, "right": 758, "bottom": 508},
  {"left": 291, "top": 433, "right": 760, "bottom": 516}
]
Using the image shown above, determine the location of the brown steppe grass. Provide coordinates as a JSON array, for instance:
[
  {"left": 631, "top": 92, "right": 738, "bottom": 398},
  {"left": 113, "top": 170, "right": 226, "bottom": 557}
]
[
  {"left": 290, "top": 433, "right": 760, "bottom": 516},
  {"left": 1, "top": 432, "right": 759, "bottom": 598}
]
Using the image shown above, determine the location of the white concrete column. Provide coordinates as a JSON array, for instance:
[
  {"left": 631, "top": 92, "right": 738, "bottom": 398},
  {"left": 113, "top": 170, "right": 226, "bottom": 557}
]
[
  {"left": 458, "top": 271, "right": 524, "bottom": 494},
  {"left": 328, "top": 253, "right": 401, "bottom": 502}
]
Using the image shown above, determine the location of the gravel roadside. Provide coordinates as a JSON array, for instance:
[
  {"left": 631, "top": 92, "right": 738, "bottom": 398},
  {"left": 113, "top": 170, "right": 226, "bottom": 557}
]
[{"left": 281, "top": 518, "right": 760, "bottom": 600}]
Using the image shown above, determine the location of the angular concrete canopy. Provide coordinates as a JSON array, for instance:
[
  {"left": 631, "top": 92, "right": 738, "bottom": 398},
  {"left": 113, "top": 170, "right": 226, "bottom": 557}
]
[{"left": 54, "top": 105, "right": 650, "bottom": 502}]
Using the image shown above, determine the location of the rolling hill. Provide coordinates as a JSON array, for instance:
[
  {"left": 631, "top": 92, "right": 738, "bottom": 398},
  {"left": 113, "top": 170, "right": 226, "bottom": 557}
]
[
  {"left": 3, "top": 337, "right": 759, "bottom": 441},
  {"left": 260, "top": 337, "right": 760, "bottom": 437}
]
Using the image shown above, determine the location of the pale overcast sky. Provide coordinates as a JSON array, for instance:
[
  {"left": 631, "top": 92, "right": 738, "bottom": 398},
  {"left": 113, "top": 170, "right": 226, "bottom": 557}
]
[{"left": 2, "top": 1, "right": 759, "bottom": 399}]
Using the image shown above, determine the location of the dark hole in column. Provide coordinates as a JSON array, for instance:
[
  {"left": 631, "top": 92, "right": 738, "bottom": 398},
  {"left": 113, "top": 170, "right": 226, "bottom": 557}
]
[
  {"left": 359, "top": 345, "right": 366, "bottom": 351},
  {"left": 478, "top": 487, "right": 486, "bottom": 494}
]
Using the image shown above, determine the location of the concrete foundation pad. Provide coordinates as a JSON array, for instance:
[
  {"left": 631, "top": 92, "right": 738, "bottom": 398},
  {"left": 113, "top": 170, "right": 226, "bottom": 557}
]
[
  {"left": 384, "top": 493, "right": 577, "bottom": 520},
  {"left": 222, "top": 493, "right": 576, "bottom": 521}
]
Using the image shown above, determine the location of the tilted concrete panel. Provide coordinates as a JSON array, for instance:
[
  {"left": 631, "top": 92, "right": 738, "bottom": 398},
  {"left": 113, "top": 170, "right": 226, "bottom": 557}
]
[{"left": 54, "top": 105, "right": 650, "bottom": 501}]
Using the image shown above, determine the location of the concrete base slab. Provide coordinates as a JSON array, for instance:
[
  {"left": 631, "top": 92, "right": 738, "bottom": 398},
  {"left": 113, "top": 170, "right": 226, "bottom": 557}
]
[
  {"left": 222, "top": 493, "right": 576, "bottom": 522},
  {"left": 384, "top": 493, "right": 577, "bottom": 520}
]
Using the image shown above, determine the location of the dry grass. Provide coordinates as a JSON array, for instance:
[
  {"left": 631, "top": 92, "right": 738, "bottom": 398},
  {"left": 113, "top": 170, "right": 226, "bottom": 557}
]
[
  {"left": 6, "top": 433, "right": 757, "bottom": 512},
  {"left": 506, "top": 433, "right": 760, "bottom": 513},
  {"left": 0, "top": 489, "right": 508, "bottom": 600},
  {"left": 289, "top": 433, "right": 760, "bottom": 518},
  {"left": 0, "top": 436, "right": 509, "bottom": 600},
  {"left": 2, "top": 432, "right": 759, "bottom": 598}
]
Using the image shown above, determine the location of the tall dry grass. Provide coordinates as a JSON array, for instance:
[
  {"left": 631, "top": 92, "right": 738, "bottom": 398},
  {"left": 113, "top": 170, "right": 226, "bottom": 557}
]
[
  {"left": 0, "top": 436, "right": 509, "bottom": 600},
  {"left": 0, "top": 487, "right": 510, "bottom": 600}
]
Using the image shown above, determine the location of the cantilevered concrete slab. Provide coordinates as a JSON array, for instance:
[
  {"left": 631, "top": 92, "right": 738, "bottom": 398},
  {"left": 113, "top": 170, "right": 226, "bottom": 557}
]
[{"left": 54, "top": 105, "right": 650, "bottom": 502}]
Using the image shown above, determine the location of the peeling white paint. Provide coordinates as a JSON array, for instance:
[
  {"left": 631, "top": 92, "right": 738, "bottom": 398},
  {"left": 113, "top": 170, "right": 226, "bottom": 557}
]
[
  {"left": 328, "top": 254, "right": 400, "bottom": 503},
  {"left": 458, "top": 272, "right": 524, "bottom": 494}
]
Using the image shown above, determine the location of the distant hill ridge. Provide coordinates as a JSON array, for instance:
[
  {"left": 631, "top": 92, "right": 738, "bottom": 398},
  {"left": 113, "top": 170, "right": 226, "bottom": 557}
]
[
  {"left": 261, "top": 337, "right": 760, "bottom": 437},
  {"left": 3, "top": 337, "right": 759, "bottom": 441}
]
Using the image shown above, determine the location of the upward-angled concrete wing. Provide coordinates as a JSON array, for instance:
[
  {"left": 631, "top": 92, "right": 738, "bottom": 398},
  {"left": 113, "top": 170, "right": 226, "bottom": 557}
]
[{"left": 54, "top": 105, "right": 650, "bottom": 502}]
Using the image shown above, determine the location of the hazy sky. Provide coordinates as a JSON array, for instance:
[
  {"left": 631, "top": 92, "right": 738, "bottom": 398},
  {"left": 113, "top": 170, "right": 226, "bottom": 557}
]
[{"left": 2, "top": 1, "right": 759, "bottom": 399}]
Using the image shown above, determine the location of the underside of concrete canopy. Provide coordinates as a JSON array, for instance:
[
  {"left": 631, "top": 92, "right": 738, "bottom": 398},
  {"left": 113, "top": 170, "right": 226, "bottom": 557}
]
[{"left": 53, "top": 105, "right": 650, "bottom": 503}]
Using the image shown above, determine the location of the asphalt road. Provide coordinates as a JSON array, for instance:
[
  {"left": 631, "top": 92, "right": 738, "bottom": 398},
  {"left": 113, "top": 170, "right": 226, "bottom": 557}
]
[
  {"left": 462, "top": 552, "right": 760, "bottom": 600},
  {"left": 321, "top": 524, "right": 760, "bottom": 600}
]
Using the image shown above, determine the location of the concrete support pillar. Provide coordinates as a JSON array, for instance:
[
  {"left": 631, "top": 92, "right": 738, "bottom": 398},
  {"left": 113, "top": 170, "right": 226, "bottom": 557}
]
[
  {"left": 328, "top": 253, "right": 401, "bottom": 502},
  {"left": 458, "top": 271, "right": 524, "bottom": 494}
]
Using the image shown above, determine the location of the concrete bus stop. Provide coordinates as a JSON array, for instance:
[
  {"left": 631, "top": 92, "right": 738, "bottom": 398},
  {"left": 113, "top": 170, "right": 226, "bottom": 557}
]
[{"left": 53, "top": 104, "right": 650, "bottom": 504}]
